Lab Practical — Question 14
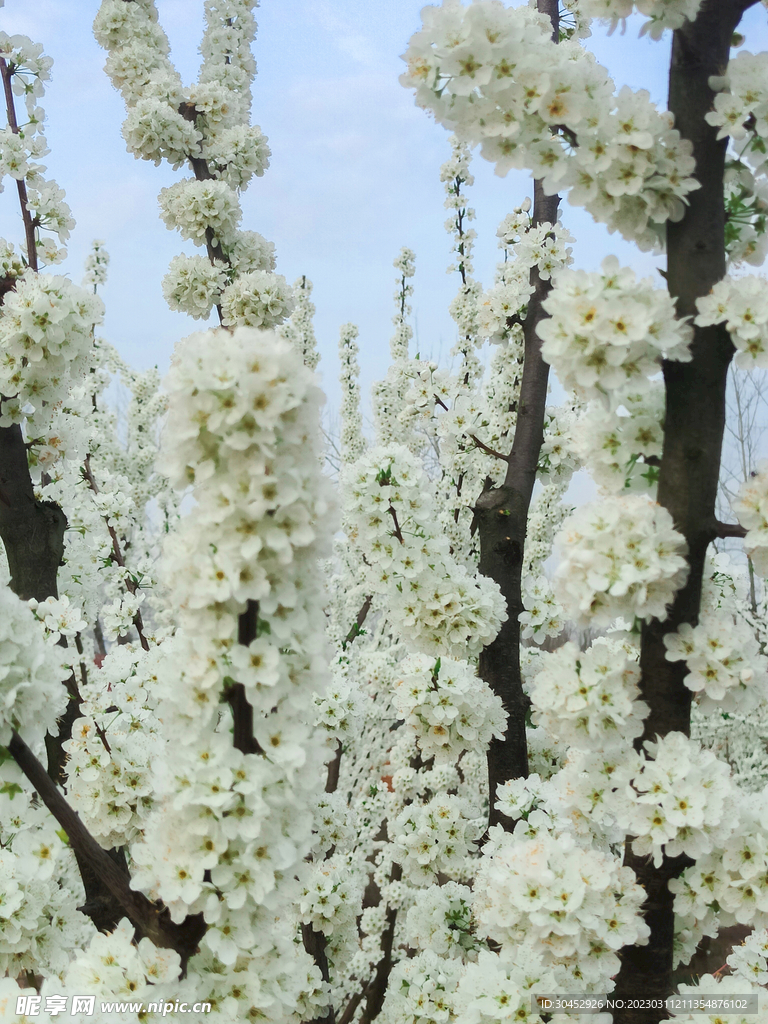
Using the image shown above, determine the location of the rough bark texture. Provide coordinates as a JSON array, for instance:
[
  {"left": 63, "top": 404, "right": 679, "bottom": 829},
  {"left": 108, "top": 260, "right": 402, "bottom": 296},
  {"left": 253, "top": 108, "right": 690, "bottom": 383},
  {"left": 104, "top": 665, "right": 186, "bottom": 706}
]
[
  {"left": 475, "top": 0, "right": 560, "bottom": 833},
  {"left": 477, "top": 172, "right": 560, "bottom": 830},
  {"left": 613, "top": 2, "right": 756, "bottom": 1018},
  {"left": 0, "top": 424, "right": 66, "bottom": 602}
]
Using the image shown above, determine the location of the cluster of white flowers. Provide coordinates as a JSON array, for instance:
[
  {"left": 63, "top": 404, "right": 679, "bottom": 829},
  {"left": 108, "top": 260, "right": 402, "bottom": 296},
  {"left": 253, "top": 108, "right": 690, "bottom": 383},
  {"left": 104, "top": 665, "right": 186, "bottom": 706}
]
[
  {"left": 393, "top": 654, "right": 506, "bottom": 764},
  {"left": 338, "top": 322, "right": 365, "bottom": 464},
  {"left": 554, "top": 494, "right": 688, "bottom": 627},
  {"left": 664, "top": 609, "right": 768, "bottom": 714},
  {"left": 278, "top": 276, "right": 320, "bottom": 371},
  {"left": 122, "top": 97, "right": 201, "bottom": 168},
  {"left": 575, "top": 383, "right": 664, "bottom": 493},
  {"left": 732, "top": 461, "right": 768, "bottom": 576},
  {"left": 728, "top": 927, "right": 768, "bottom": 985},
  {"left": 343, "top": 445, "right": 506, "bottom": 657},
  {"left": 671, "top": 791, "right": 768, "bottom": 943},
  {"left": 519, "top": 575, "right": 564, "bottom": 644},
  {"left": 707, "top": 51, "right": 768, "bottom": 160},
  {"left": 478, "top": 207, "right": 573, "bottom": 345},
  {"left": 380, "top": 950, "right": 464, "bottom": 1024},
  {"left": 63, "top": 646, "right": 164, "bottom": 848},
  {"left": 0, "top": 272, "right": 103, "bottom": 441},
  {"left": 0, "top": 33, "right": 75, "bottom": 264},
  {"left": 473, "top": 828, "right": 649, "bottom": 981},
  {"left": 618, "top": 732, "right": 734, "bottom": 868},
  {"left": 528, "top": 639, "right": 648, "bottom": 751},
  {"left": 393, "top": 793, "right": 481, "bottom": 885},
  {"left": 405, "top": 882, "right": 478, "bottom": 960},
  {"left": 219, "top": 268, "right": 294, "bottom": 329},
  {"left": 81, "top": 239, "right": 110, "bottom": 290},
  {"left": 46, "top": 918, "right": 181, "bottom": 1010},
  {"left": 575, "top": 0, "right": 703, "bottom": 38},
  {"left": 161, "top": 254, "right": 227, "bottom": 320},
  {"left": 158, "top": 178, "right": 241, "bottom": 248},
  {"left": 299, "top": 858, "right": 365, "bottom": 940},
  {"left": 0, "top": 586, "right": 68, "bottom": 748},
  {"left": 400, "top": 3, "right": 699, "bottom": 249},
  {"left": 660, "top": 973, "right": 768, "bottom": 1024},
  {"left": 538, "top": 257, "right": 691, "bottom": 404},
  {"left": 391, "top": 247, "right": 416, "bottom": 361},
  {"left": 695, "top": 276, "right": 768, "bottom": 370},
  {"left": 127, "top": 326, "right": 331, "bottom": 1018},
  {"left": 203, "top": 124, "right": 270, "bottom": 189}
]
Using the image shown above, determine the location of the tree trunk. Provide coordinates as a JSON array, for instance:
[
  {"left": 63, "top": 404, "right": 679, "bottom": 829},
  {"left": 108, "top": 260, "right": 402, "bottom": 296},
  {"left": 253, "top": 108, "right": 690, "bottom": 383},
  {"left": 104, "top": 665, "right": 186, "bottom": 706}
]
[
  {"left": 0, "top": 423, "right": 66, "bottom": 601},
  {"left": 613, "top": 2, "right": 755, "bottom": 1017},
  {"left": 477, "top": 172, "right": 560, "bottom": 830}
]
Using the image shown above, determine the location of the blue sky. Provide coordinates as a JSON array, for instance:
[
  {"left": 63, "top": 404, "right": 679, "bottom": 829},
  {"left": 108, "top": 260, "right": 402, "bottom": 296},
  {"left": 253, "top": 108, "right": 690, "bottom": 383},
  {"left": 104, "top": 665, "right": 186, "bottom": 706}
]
[{"left": 0, "top": 1, "right": 766, "bottom": 416}]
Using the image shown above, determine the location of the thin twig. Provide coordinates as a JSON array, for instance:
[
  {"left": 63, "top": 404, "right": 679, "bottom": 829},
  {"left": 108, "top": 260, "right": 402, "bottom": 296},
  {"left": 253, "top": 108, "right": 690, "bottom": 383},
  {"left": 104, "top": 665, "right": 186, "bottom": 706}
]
[
  {"left": 82, "top": 455, "right": 149, "bottom": 651},
  {"left": 0, "top": 58, "right": 38, "bottom": 271},
  {"left": 387, "top": 505, "right": 405, "bottom": 544},
  {"left": 469, "top": 434, "right": 511, "bottom": 463},
  {"left": 342, "top": 595, "right": 372, "bottom": 650}
]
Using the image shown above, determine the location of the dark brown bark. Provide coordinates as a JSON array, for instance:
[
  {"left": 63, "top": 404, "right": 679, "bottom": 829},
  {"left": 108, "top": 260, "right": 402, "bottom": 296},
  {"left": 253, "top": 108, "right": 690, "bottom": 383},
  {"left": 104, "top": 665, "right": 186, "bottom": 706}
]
[
  {"left": 476, "top": 178, "right": 559, "bottom": 830},
  {"left": 9, "top": 730, "right": 206, "bottom": 971},
  {"left": 224, "top": 599, "right": 264, "bottom": 755},
  {"left": 301, "top": 922, "right": 335, "bottom": 1024},
  {"left": 475, "top": 0, "right": 560, "bottom": 834},
  {"left": 613, "top": 2, "right": 757, "bottom": 1018},
  {"left": 358, "top": 864, "right": 402, "bottom": 1024},
  {"left": 0, "top": 424, "right": 66, "bottom": 602},
  {"left": 0, "top": 58, "right": 38, "bottom": 271}
]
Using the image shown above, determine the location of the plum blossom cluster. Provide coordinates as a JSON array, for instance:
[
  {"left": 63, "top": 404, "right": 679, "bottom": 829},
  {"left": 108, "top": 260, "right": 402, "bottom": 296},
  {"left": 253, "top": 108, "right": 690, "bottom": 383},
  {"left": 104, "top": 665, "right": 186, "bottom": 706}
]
[
  {"left": 219, "top": 268, "right": 293, "bottom": 329},
  {"left": 0, "top": 33, "right": 75, "bottom": 264},
  {"left": 538, "top": 257, "right": 692, "bottom": 404},
  {"left": 392, "top": 793, "right": 482, "bottom": 886},
  {"left": 574, "top": 0, "right": 703, "bottom": 38},
  {"left": 695, "top": 276, "right": 768, "bottom": 370},
  {"left": 528, "top": 638, "right": 648, "bottom": 751},
  {"left": 38, "top": 918, "right": 182, "bottom": 1012},
  {"left": 95, "top": 0, "right": 289, "bottom": 332},
  {"left": 671, "top": 791, "right": 768, "bottom": 950},
  {"left": 338, "top": 323, "right": 365, "bottom": 464},
  {"left": 0, "top": 586, "right": 68, "bottom": 748},
  {"left": 405, "top": 881, "right": 479, "bottom": 960},
  {"left": 343, "top": 445, "right": 505, "bottom": 657},
  {"left": 127, "top": 326, "right": 331, "bottom": 1019},
  {"left": 728, "top": 927, "right": 768, "bottom": 985},
  {"left": 62, "top": 645, "right": 164, "bottom": 849},
  {"left": 554, "top": 494, "right": 688, "bottom": 627},
  {"left": 664, "top": 609, "right": 768, "bottom": 714},
  {"left": 0, "top": 271, "right": 103, "bottom": 448},
  {"left": 518, "top": 574, "right": 564, "bottom": 645},
  {"left": 279, "top": 276, "right": 320, "bottom": 371},
  {"left": 660, "top": 973, "right": 768, "bottom": 1024},
  {"left": 161, "top": 254, "right": 227, "bottom": 320},
  {"left": 478, "top": 203, "right": 573, "bottom": 346},
  {"left": 574, "top": 383, "right": 664, "bottom": 494},
  {"left": 400, "top": 3, "right": 699, "bottom": 249},
  {"left": 732, "top": 461, "right": 768, "bottom": 576},
  {"left": 618, "top": 732, "right": 734, "bottom": 868},
  {"left": 473, "top": 828, "right": 649, "bottom": 985},
  {"left": 393, "top": 654, "right": 506, "bottom": 764}
]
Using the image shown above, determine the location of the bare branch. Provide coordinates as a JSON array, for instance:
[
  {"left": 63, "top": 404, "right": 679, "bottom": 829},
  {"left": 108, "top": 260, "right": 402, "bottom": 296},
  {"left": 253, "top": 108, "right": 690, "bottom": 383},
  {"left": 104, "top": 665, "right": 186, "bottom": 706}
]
[
  {"left": 342, "top": 595, "right": 373, "bottom": 650},
  {"left": 469, "top": 434, "right": 510, "bottom": 463},
  {"left": 0, "top": 58, "right": 38, "bottom": 271}
]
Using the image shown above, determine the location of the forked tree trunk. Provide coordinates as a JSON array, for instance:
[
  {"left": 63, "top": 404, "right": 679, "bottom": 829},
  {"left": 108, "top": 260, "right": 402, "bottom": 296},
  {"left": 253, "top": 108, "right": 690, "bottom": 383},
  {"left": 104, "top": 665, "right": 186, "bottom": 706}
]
[{"left": 613, "top": 2, "right": 756, "bottom": 1017}]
